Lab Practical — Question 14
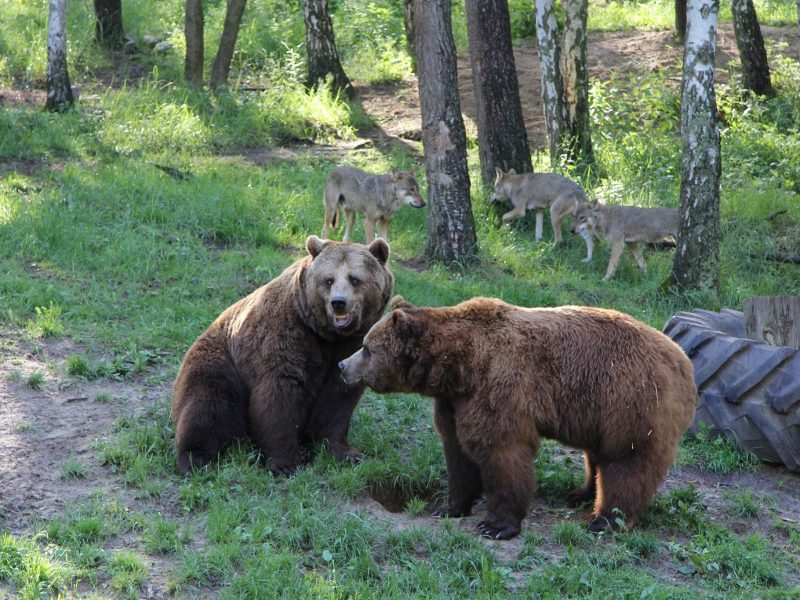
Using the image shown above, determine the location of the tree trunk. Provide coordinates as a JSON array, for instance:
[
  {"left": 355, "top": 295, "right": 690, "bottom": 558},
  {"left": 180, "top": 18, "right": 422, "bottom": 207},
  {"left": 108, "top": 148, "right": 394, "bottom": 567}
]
[
  {"left": 465, "top": 0, "right": 532, "bottom": 185},
  {"left": 671, "top": 0, "right": 721, "bottom": 293},
  {"left": 675, "top": 0, "right": 687, "bottom": 41},
  {"left": 561, "top": 0, "right": 594, "bottom": 168},
  {"left": 46, "top": 0, "right": 74, "bottom": 113},
  {"left": 534, "top": 0, "right": 567, "bottom": 167},
  {"left": 184, "top": 0, "right": 204, "bottom": 88},
  {"left": 303, "top": 0, "right": 353, "bottom": 97},
  {"left": 93, "top": 0, "right": 123, "bottom": 48},
  {"left": 744, "top": 296, "right": 800, "bottom": 348},
  {"left": 415, "top": 0, "right": 478, "bottom": 265},
  {"left": 209, "top": 0, "right": 247, "bottom": 90},
  {"left": 732, "top": 0, "right": 773, "bottom": 96},
  {"left": 402, "top": 0, "right": 416, "bottom": 74}
]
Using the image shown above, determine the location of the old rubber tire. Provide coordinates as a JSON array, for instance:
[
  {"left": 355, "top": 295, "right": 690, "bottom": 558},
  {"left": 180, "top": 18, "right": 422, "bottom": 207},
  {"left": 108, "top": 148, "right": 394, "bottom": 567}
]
[{"left": 663, "top": 308, "right": 800, "bottom": 471}]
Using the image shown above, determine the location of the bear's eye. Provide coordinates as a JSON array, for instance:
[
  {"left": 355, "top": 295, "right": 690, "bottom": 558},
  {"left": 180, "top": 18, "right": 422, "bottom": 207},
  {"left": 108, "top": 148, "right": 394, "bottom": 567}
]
[
  {"left": 362, "top": 345, "right": 371, "bottom": 358},
  {"left": 325, "top": 278, "right": 334, "bottom": 288},
  {"left": 349, "top": 275, "right": 361, "bottom": 286}
]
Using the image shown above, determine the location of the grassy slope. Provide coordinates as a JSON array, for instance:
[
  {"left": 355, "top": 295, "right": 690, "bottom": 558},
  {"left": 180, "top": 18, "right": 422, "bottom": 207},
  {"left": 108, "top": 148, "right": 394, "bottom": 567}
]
[{"left": 1, "top": 0, "right": 800, "bottom": 598}]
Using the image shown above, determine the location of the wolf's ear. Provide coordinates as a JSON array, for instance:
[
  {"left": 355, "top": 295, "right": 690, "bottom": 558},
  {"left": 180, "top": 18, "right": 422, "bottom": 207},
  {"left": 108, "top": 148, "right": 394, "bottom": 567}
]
[
  {"left": 495, "top": 167, "right": 503, "bottom": 177},
  {"left": 589, "top": 200, "right": 599, "bottom": 209},
  {"left": 390, "top": 295, "right": 413, "bottom": 310},
  {"left": 390, "top": 169, "right": 400, "bottom": 180},
  {"left": 306, "top": 235, "right": 329, "bottom": 258},
  {"left": 508, "top": 168, "right": 516, "bottom": 175},
  {"left": 367, "top": 238, "right": 390, "bottom": 265}
]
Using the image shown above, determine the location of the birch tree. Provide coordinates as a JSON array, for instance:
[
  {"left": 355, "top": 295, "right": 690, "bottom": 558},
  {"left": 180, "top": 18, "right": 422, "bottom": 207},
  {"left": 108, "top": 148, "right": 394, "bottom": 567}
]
[
  {"left": 184, "top": 0, "right": 204, "bottom": 88},
  {"left": 465, "top": 0, "right": 532, "bottom": 185},
  {"left": 209, "top": 0, "right": 248, "bottom": 90},
  {"left": 415, "top": 0, "right": 477, "bottom": 265},
  {"left": 732, "top": 0, "right": 773, "bottom": 96},
  {"left": 671, "top": 0, "right": 721, "bottom": 293},
  {"left": 93, "top": 0, "right": 123, "bottom": 48},
  {"left": 303, "top": 0, "right": 353, "bottom": 97},
  {"left": 561, "top": 0, "right": 593, "bottom": 166},
  {"left": 46, "top": 0, "right": 74, "bottom": 112},
  {"left": 534, "top": 0, "right": 567, "bottom": 166}
]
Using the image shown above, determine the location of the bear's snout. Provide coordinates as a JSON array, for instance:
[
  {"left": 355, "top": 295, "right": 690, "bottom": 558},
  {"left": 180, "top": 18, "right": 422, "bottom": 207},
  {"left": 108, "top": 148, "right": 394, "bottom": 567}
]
[
  {"left": 331, "top": 296, "right": 347, "bottom": 311},
  {"left": 338, "top": 360, "right": 345, "bottom": 370}
]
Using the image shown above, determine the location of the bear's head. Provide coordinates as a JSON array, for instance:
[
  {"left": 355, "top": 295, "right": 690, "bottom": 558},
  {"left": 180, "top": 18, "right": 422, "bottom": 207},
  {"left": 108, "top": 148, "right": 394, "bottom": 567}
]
[
  {"left": 339, "top": 295, "right": 426, "bottom": 392},
  {"left": 297, "top": 235, "right": 393, "bottom": 339}
]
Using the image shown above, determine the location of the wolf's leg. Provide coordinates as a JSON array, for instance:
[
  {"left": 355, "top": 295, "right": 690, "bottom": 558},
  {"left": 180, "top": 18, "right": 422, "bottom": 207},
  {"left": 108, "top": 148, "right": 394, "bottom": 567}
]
[
  {"left": 629, "top": 243, "right": 647, "bottom": 272},
  {"left": 343, "top": 209, "right": 355, "bottom": 242},
  {"left": 501, "top": 205, "right": 526, "bottom": 224},
  {"left": 363, "top": 216, "right": 376, "bottom": 242},
  {"left": 602, "top": 240, "right": 625, "bottom": 281},
  {"left": 535, "top": 210, "right": 544, "bottom": 241},
  {"left": 377, "top": 217, "right": 389, "bottom": 241},
  {"left": 579, "top": 229, "right": 594, "bottom": 262},
  {"left": 550, "top": 195, "right": 577, "bottom": 244}
]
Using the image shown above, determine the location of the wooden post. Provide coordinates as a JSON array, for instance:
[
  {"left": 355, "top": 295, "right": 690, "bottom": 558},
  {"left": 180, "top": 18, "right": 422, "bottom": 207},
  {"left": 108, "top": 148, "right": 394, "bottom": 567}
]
[{"left": 744, "top": 296, "right": 800, "bottom": 349}]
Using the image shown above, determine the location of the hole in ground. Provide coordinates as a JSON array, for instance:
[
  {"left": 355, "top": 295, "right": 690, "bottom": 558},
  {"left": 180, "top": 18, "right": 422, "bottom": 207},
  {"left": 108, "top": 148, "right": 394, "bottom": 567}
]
[{"left": 368, "top": 479, "right": 442, "bottom": 514}]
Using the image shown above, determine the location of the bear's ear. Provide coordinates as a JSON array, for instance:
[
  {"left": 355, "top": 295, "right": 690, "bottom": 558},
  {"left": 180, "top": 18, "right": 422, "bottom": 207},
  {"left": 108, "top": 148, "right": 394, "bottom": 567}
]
[
  {"left": 367, "top": 238, "right": 390, "bottom": 265},
  {"left": 306, "top": 235, "right": 329, "bottom": 258},
  {"left": 390, "top": 295, "right": 414, "bottom": 310}
]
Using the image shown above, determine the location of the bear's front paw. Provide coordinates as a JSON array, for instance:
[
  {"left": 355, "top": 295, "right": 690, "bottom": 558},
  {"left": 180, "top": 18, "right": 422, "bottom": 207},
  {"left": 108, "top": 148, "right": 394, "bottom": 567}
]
[{"left": 477, "top": 518, "right": 520, "bottom": 540}]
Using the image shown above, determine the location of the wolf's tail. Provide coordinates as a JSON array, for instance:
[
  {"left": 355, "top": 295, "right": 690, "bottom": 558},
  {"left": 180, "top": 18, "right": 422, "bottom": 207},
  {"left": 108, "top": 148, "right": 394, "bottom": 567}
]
[{"left": 331, "top": 206, "right": 339, "bottom": 229}]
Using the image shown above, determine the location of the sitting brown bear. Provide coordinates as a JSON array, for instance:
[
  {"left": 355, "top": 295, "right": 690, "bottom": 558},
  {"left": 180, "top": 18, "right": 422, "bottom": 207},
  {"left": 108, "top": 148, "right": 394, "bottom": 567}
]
[
  {"left": 339, "top": 296, "right": 697, "bottom": 539},
  {"left": 172, "top": 236, "right": 393, "bottom": 475}
]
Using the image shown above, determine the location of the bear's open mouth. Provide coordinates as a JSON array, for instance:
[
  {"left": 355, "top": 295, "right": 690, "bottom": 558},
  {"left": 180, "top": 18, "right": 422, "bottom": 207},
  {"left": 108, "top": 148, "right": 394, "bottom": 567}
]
[{"left": 333, "top": 313, "right": 353, "bottom": 329}]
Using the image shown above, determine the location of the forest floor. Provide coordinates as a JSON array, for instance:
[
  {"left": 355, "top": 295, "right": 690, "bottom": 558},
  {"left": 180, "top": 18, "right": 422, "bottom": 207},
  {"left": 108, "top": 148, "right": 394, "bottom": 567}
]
[{"left": 2, "top": 24, "right": 800, "bottom": 597}]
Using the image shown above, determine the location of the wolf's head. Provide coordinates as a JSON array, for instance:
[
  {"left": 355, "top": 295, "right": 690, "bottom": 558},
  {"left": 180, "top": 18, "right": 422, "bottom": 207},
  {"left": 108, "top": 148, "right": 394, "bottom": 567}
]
[
  {"left": 390, "top": 171, "right": 426, "bottom": 208},
  {"left": 570, "top": 201, "right": 600, "bottom": 236},
  {"left": 490, "top": 168, "right": 515, "bottom": 204}
]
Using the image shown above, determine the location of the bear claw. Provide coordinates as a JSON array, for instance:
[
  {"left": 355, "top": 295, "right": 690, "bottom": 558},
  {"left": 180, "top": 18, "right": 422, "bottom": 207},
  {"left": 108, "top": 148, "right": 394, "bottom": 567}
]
[{"left": 477, "top": 520, "right": 519, "bottom": 540}]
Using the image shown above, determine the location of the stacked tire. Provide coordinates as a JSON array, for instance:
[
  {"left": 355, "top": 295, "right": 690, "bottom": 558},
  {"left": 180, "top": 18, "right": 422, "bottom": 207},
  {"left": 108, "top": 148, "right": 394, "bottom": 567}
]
[{"left": 664, "top": 308, "right": 800, "bottom": 472}]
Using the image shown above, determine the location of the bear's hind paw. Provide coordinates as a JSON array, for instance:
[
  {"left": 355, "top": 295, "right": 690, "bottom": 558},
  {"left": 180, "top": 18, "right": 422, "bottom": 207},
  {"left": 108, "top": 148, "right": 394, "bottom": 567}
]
[{"left": 432, "top": 504, "right": 468, "bottom": 519}]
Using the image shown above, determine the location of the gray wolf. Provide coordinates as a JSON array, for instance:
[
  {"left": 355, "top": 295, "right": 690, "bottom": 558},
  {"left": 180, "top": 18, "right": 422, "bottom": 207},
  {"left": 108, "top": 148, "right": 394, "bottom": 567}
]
[
  {"left": 321, "top": 167, "right": 426, "bottom": 242},
  {"left": 339, "top": 296, "right": 696, "bottom": 538},
  {"left": 490, "top": 168, "right": 588, "bottom": 244},
  {"left": 570, "top": 201, "right": 679, "bottom": 281}
]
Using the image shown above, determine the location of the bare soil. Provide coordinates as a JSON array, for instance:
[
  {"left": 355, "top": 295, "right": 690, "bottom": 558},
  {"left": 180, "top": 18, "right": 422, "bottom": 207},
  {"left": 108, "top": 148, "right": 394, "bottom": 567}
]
[{"left": 2, "top": 25, "right": 800, "bottom": 594}]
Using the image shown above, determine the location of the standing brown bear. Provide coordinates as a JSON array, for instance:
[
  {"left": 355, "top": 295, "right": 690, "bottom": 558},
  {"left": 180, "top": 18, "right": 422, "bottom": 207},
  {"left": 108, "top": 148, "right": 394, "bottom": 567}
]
[
  {"left": 340, "top": 296, "right": 696, "bottom": 539},
  {"left": 172, "top": 236, "right": 393, "bottom": 476}
]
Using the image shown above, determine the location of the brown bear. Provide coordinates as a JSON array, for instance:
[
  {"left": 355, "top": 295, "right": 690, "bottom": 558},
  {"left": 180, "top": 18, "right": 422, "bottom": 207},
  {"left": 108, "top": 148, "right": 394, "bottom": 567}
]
[
  {"left": 172, "top": 235, "right": 393, "bottom": 476},
  {"left": 339, "top": 296, "right": 697, "bottom": 539}
]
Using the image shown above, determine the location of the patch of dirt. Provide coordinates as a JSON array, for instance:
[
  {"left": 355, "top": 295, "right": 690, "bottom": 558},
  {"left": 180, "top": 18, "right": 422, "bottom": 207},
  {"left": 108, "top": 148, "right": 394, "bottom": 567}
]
[{"left": 358, "top": 24, "right": 800, "bottom": 151}]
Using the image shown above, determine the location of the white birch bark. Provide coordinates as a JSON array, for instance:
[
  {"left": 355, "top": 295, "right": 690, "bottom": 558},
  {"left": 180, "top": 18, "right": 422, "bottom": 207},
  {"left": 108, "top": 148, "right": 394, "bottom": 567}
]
[
  {"left": 534, "top": 0, "right": 566, "bottom": 166},
  {"left": 46, "top": 0, "right": 74, "bottom": 112},
  {"left": 672, "top": 0, "right": 721, "bottom": 292},
  {"left": 561, "top": 0, "right": 593, "bottom": 165}
]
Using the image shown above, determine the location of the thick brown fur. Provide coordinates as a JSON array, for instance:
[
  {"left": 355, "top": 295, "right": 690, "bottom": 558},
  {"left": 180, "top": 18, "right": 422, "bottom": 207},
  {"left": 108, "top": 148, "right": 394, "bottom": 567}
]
[
  {"left": 172, "top": 236, "right": 393, "bottom": 476},
  {"left": 340, "top": 296, "right": 697, "bottom": 539}
]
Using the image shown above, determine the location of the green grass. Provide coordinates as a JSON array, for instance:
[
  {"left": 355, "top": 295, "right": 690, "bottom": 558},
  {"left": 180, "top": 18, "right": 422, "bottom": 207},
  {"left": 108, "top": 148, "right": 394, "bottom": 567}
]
[{"left": 1, "top": 1, "right": 800, "bottom": 598}]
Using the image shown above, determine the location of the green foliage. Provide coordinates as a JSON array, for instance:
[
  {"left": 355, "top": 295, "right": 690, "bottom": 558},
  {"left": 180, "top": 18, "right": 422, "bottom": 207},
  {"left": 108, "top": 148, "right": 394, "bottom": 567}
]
[
  {"left": 59, "top": 456, "right": 88, "bottom": 480},
  {"left": 25, "top": 303, "right": 64, "bottom": 338},
  {"left": 679, "top": 425, "right": 762, "bottom": 474},
  {"left": 25, "top": 371, "right": 45, "bottom": 390}
]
